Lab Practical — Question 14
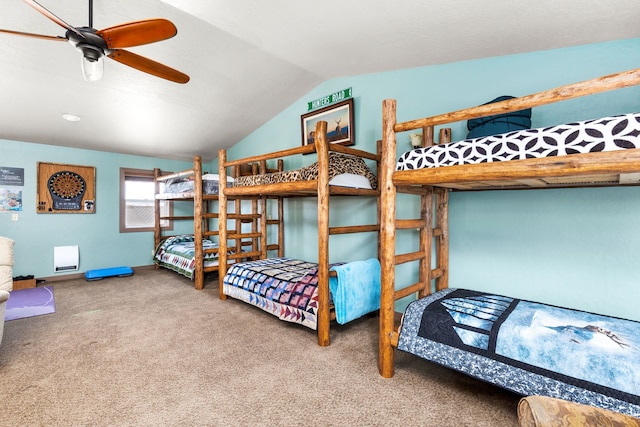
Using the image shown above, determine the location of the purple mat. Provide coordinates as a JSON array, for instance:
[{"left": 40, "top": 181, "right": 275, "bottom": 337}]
[{"left": 5, "top": 286, "right": 56, "bottom": 321}]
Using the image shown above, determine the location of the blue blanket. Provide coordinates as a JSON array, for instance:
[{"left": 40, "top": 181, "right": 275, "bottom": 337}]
[{"left": 329, "top": 258, "right": 380, "bottom": 324}]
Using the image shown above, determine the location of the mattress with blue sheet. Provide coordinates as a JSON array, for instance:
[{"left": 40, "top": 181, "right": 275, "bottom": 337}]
[{"left": 222, "top": 257, "right": 380, "bottom": 330}]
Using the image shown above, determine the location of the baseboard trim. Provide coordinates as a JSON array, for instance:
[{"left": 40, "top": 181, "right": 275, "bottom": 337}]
[{"left": 38, "top": 265, "right": 156, "bottom": 283}]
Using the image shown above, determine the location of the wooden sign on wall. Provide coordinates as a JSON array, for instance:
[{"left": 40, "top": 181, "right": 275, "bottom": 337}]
[{"left": 37, "top": 162, "right": 96, "bottom": 214}]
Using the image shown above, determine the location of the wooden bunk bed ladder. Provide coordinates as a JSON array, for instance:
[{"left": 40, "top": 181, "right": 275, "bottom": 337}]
[
  {"left": 217, "top": 153, "right": 285, "bottom": 300},
  {"left": 379, "top": 104, "right": 452, "bottom": 377}
]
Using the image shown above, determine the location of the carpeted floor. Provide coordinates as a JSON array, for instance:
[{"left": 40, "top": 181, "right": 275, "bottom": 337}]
[{"left": 0, "top": 269, "right": 520, "bottom": 426}]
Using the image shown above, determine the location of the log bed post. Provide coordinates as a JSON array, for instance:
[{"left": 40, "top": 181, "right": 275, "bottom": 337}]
[
  {"left": 315, "top": 120, "right": 331, "bottom": 346},
  {"left": 435, "top": 187, "right": 449, "bottom": 291},
  {"left": 277, "top": 159, "right": 285, "bottom": 258},
  {"left": 218, "top": 149, "right": 229, "bottom": 300},
  {"left": 153, "top": 168, "right": 161, "bottom": 252},
  {"left": 193, "top": 156, "right": 205, "bottom": 290},
  {"left": 418, "top": 188, "right": 433, "bottom": 299},
  {"left": 379, "top": 99, "right": 398, "bottom": 377},
  {"left": 259, "top": 196, "right": 267, "bottom": 259}
]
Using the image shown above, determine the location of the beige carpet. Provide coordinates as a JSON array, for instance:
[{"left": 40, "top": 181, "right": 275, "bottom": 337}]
[{"left": 0, "top": 269, "right": 520, "bottom": 426}]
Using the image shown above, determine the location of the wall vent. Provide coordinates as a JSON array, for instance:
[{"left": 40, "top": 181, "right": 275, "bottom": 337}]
[{"left": 53, "top": 245, "right": 79, "bottom": 272}]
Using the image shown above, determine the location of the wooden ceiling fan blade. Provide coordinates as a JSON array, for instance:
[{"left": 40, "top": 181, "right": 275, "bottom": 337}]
[
  {"left": 23, "top": 0, "right": 85, "bottom": 39},
  {"left": 108, "top": 49, "right": 190, "bottom": 84},
  {"left": 97, "top": 19, "right": 177, "bottom": 49},
  {"left": 0, "top": 28, "right": 66, "bottom": 42}
]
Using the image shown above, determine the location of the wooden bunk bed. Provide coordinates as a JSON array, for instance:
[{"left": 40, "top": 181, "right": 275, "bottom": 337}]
[
  {"left": 218, "top": 120, "right": 381, "bottom": 346},
  {"left": 378, "top": 68, "right": 640, "bottom": 416},
  {"left": 153, "top": 155, "right": 281, "bottom": 290}
]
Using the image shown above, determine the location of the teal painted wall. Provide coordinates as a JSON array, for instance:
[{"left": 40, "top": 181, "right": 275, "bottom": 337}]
[
  {"left": 0, "top": 139, "right": 193, "bottom": 279},
  {"left": 225, "top": 37, "right": 640, "bottom": 321},
  {"left": 3, "top": 38, "right": 640, "bottom": 321}
]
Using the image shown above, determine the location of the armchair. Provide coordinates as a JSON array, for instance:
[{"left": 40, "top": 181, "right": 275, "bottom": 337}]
[{"left": 0, "top": 236, "right": 14, "bottom": 345}]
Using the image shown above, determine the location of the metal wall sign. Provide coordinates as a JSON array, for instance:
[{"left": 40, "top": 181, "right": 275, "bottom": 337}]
[
  {"left": 307, "top": 87, "right": 352, "bottom": 111},
  {"left": 0, "top": 167, "right": 24, "bottom": 186}
]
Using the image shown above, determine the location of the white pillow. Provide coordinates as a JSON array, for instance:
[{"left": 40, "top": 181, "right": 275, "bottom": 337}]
[{"left": 328, "top": 173, "right": 372, "bottom": 189}]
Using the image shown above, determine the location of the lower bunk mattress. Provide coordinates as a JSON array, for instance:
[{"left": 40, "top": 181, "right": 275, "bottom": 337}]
[
  {"left": 398, "top": 288, "right": 640, "bottom": 417},
  {"left": 222, "top": 257, "right": 380, "bottom": 330},
  {"left": 154, "top": 235, "right": 221, "bottom": 280},
  {"left": 396, "top": 112, "right": 640, "bottom": 170}
]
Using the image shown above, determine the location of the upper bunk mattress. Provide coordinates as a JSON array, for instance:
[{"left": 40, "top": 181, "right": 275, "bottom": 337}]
[
  {"left": 234, "top": 152, "right": 377, "bottom": 189},
  {"left": 397, "top": 113, "right": 640, "bottom": 170},
  {"left": 162, "top": 174, "right": 234, "bottom": 196}
]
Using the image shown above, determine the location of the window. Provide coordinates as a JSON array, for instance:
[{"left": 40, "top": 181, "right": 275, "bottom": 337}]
[{"left": 119, "top": 168, "right": 172, "bottom": 233}]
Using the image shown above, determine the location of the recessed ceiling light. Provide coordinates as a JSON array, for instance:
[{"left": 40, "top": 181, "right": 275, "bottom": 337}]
[{"left": 62, "top": 114, "right": 81, "bottom": 122}]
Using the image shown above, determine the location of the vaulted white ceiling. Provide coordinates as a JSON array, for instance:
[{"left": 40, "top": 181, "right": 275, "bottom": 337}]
[{"left": 1, "top": 0, "right": 639, "bottom": 161}]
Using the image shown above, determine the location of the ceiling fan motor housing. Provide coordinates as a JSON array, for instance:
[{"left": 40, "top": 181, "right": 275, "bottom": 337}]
[{"left": 66, "top": 27, "right": 108, "bottom": 62}]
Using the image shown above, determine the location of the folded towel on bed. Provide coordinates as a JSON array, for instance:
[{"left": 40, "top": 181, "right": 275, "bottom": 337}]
[{"left": 329, "top": 258, "right": 380, "bottom": 324}]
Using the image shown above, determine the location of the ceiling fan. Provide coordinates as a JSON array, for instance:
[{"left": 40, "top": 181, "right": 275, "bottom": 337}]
[{"left": 0, "top": 0, "right": 190, "bottom": 83}]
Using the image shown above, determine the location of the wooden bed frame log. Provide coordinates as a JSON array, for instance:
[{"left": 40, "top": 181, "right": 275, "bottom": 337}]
[{"left": 379, "top": 67, "right": 640, "bottom": 378}]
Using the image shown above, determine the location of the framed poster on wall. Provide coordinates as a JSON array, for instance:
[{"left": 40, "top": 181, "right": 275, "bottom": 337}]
[
  {"left": 301, "top": 98, "right": 355, "bottom": 148},
  {"left": 37, "top": 162, "right": 96, "bottom": 214},
  {"left": 0, "top": 166, "right": 24, "bottom": 212}
]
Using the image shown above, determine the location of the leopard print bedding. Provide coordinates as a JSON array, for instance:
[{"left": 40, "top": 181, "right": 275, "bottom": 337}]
[{"left": 233, "top": 152, "right": 377, "bottom": 189}]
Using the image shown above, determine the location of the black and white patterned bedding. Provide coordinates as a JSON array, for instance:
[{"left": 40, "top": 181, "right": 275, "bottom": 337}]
[
  {"left": 398, "top": 288, "right": 640, "bottom": 417},
  {"left": 397, "top": 113, "right": 640, "bottom": 170}
]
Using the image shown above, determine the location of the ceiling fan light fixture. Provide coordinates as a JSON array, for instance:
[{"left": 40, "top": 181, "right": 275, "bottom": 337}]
[
  {"left": 81, "top": 54, "right": 104, "bottom": 82},
  {"left": 79, "top": 43, "right": 104, "bottom": 82}
]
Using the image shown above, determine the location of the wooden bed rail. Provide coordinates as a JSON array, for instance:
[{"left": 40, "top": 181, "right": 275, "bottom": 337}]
[
  {"left": 394, "top": 67, "right": 640, "bottom": 132},
  {"left": 223, "top": 137, "right": 380, "bottom": 168},
  {"left": 155, "top": 169, "right": 193, "bottom": 181}
]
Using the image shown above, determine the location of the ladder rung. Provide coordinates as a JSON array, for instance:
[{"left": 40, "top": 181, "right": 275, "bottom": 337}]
[
  {"left": 395, "top": 251, "right": 425, "bottom": 265},
  {"left": 396, "top": 219, "right": 426, "bottom": 229},
  {"left": 228, "top": 251, "right": 261, "bottom": 260},
  {"left": 228, "top": 232, "right": 261, "bottom": 239},
  {"left": 431, "top": 268, "right": 444, "bottom": 279},
  {"left": 227, "top": 213, "right": 261, "bottom": 220},
  {"left": 329, "top": 224, "right": 379, "bottom": 235},
  {"left": 394, "top": 281, "right": 426, "bottom": 300}
]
